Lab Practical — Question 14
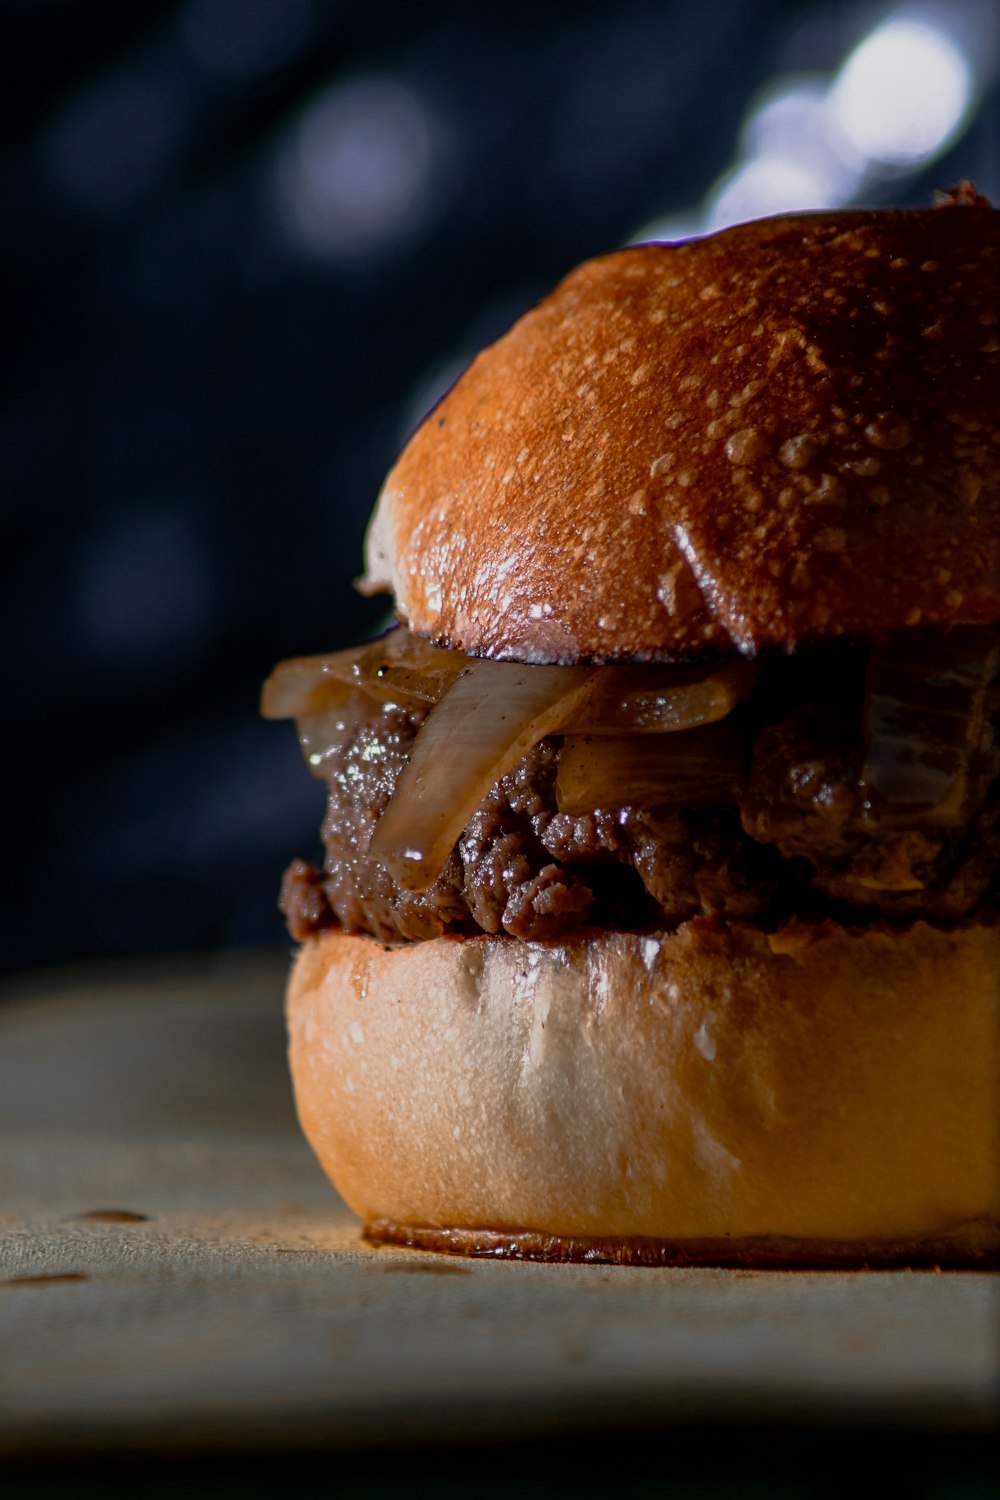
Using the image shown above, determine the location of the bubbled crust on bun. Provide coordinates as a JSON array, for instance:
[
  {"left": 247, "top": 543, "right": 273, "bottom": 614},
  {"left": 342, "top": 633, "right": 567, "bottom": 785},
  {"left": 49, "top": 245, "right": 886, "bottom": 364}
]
[
  {"left": 287, "top": 921, "right": 1000, "bottom": 1265},
  {"left": 364, "top": 199, "right": 1000, "bottom": 662}
]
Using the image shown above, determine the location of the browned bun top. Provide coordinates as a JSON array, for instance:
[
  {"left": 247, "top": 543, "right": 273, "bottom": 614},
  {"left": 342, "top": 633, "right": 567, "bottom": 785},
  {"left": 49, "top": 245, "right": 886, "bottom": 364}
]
[{"left": 363, "top": 192, "right": 1000, "bottom": 661}]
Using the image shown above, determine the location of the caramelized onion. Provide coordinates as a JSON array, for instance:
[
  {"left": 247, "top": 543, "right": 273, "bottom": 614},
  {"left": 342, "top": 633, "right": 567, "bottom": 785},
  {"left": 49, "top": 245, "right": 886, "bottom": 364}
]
[
  {"left": 261, "top": 629, "right": 467, "bottom": 721},
  {"left": 557, "top": 723, "right": 745, "bottom": 815},
  {"left": 370, "top": 659, "right": 598, "bottom": 890},
  {"left": 360, "top": 629, "right": 468, "bottom": 705},
  {"left": 564, "top": 659, "right": 759, "bottom": 733},
  {"left": 862, "top": 627, "right": 1000, "bottom": 824},
  {"left": 265, "top": 630, "right": 758, "bottom": 731},
  {"left": 262, "top": 630, "right": 470, "bottom": 777},
  {"left": 265, "top": 630, "right": 763, "bottom": 784}
]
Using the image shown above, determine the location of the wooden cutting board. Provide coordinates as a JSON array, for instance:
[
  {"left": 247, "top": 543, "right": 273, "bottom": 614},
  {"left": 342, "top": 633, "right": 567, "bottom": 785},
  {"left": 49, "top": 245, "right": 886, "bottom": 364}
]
[{"left": 1, "top": 951, "right": 997, "bottom": 1457}]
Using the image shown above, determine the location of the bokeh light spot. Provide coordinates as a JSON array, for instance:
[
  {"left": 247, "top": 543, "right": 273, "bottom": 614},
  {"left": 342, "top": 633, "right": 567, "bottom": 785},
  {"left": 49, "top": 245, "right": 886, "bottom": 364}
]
[
  {"left": 829, "top": 15, "right": 973, "bottom": 166},
  {"left": 273, "top": 76, "right": 447, "bottom": 265},
  {"left": 708, "top": 156, "right": 836, "bottom": 232},
  {"left": 744, "top": 78, "right": 864, "bottom": 201}
]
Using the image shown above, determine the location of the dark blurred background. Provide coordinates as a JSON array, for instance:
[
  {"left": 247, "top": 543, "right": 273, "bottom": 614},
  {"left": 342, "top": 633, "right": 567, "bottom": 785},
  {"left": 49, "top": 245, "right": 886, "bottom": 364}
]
[{"left": 4, "top": 0, "right": 999, "bottom": 978}]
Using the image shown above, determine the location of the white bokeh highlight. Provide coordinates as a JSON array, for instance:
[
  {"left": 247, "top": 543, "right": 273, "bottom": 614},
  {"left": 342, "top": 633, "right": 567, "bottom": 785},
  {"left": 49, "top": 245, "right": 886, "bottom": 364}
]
[
  {"left": 829, "top": 16, "right": 974, "bottom": 166},
  {"left": 274, "top": 77, "right": 446, "bottom": 265},
  {"left": 631, "top": 1, "right": 996, "bottom": 243}
]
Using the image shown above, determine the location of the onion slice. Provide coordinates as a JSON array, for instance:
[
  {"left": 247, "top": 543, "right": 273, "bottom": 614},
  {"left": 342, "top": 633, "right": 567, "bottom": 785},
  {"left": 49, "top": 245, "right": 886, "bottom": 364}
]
[
  {"left": 557, "top": 722, "right": 745, "bottom": 815},
  {"left": 261, "top": 629, "right": 467, "bottom": 721},
  {"left": 563, "top": 659, "right": 759, "bottom": 733},
  {"left": 264, "top": 630, "right": 759, "bottom": 733},
  {"left": 862, "top": 627, "right": 1000, "bottom": 824},
  {"left": 370, "top": 659, "right": 598, "bottom": 890}
]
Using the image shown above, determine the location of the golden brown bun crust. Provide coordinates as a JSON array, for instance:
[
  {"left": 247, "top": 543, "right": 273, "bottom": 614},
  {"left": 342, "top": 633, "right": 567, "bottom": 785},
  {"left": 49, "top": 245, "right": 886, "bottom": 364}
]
[
  {"left": 364, "top": 199, "right": 1000, "bottom": 661},
  {"left": 286, "top": 921, "right": 1000, "bottom": 1266}
]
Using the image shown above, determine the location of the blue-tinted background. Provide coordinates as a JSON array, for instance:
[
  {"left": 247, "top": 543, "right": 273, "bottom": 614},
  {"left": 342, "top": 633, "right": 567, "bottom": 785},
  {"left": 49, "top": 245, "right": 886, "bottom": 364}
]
[{"left": 4, "top": 0, "right": 999, "bottom": 976}]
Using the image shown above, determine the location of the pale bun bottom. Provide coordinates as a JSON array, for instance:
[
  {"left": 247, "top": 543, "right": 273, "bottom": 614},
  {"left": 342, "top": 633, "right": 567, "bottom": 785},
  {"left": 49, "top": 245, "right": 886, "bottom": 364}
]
[{"left": 286, "top": 920, "right": 1000, "bottom": 1267}]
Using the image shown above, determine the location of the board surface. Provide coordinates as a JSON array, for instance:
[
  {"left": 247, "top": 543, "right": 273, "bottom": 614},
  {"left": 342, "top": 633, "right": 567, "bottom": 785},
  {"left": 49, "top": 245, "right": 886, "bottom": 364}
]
[{"left": 1, "top": 952, "right": 997, "bottom": 1455}]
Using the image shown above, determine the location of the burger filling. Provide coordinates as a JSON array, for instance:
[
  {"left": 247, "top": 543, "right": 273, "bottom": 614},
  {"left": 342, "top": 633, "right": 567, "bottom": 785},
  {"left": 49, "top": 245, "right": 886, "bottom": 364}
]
[{"left": 264, "top": 626, "right": 1000, "bottom": 945}]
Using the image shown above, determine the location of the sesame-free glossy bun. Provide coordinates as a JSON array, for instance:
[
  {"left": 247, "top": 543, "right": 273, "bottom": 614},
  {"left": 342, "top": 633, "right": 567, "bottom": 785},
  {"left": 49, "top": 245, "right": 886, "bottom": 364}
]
[
  {"left": 363, "top": 197, "right": 1000, "bottom": 662},
  {"left": 287, "top": 920, "right": 1000, "bottom": 1266}
]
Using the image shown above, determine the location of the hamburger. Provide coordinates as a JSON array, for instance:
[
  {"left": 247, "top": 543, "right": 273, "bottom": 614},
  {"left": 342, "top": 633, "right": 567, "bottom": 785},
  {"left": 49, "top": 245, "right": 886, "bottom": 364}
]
[{"left": 263, "top": 186, "right": 1000, "bottom": 1267}]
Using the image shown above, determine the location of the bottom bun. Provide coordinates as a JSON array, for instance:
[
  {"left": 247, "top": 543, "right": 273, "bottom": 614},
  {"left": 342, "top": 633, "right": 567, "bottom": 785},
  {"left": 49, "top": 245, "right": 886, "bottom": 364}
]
[{"left": 286, "top": 920, "right": 1000, "bottom": 1267}]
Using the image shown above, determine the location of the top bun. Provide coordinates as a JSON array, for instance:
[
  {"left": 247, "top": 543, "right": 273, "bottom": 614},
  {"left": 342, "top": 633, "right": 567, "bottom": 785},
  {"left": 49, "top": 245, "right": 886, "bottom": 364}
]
[{"left": 363, "top": 193, "right": 1000, "bottom": 662}]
